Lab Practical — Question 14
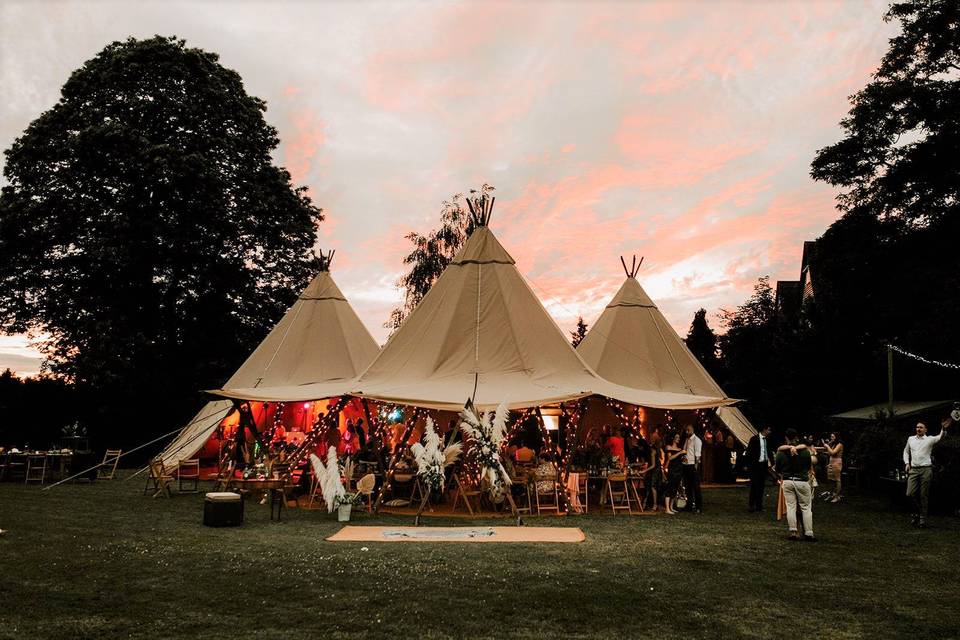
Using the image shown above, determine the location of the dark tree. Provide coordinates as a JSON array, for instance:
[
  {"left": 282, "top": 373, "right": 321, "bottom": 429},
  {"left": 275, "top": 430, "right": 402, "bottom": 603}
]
[
  {"left": 570, "top": 316, "right": 589, "bottom": 347},
  {"left": 811, "top": 0, "right": 960, "bottom": 226},
  {"left": 685, "top": 308, "right": 718, "bottom": 371},
  {"left": 386, "top": 184, "right": 493, "bottom": 331},
  {"left": 0, "top": 36, "right": 322, "bottom": 446},
  {"left": 807, "top": 0, "right": 960, "bottom": 404}
]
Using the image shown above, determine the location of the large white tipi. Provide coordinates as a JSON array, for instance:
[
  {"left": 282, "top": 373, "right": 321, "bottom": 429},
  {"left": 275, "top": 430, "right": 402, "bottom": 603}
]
[
  {"left": 576, "top": 257, "right": 756, "bottom": 444},
  {"left": 159, "top": 251, "right": 380, "bottom": 469}
]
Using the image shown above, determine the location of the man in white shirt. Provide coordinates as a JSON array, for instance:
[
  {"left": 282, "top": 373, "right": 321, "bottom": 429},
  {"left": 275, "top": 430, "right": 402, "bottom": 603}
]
[
  {"left": 903, "top": 417, "right": 952, "bottom": 527},
  {"left": 681, "top": 424, "right": 703, "bottom": 513}
]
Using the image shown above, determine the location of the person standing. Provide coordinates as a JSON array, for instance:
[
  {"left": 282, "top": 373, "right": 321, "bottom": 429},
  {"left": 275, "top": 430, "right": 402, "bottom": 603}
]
[
  {"left": 903, "top": 418, "right": 952, "bottom": 528},
  {"left": 745, "top": 426, "right": 773, "bottom": 512},
  {"left": 822, "top": 433, "right": 844, "bottom": 502},
  {"left": 681, "top": 424, "right": 703, "bottom": 514},
  {"left": 776, "top": 428, "right": 815, "bottom": 541},
  {"left": 663, "top": 433, "right": 686, "bottom": 515}
]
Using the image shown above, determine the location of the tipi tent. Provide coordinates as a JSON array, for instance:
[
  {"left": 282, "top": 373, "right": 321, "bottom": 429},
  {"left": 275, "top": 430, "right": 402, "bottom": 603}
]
[
  {"left": 576, "top": 257, "right": 757, "bottom": 444},
  {"left": 218, "top": 198, "right": 733, "bottom": 412},
  {"left": 160, "top": 251, "right": 380, "bottom": 469}
]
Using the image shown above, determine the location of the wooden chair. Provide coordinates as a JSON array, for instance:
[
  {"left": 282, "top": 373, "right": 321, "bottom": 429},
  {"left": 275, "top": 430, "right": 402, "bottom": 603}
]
[
  {"left": 604, "top": 471, "right": 632, "bottom": 515},
  {"left": 178, "top": 459, "right": 200, "bottom": 493},
  {"left": 451, "top": 472, "right": 483, "bottom": 515},
  {"left": 357, "top": 473, "right": 376, "bottom": 512},
  {"left": 574, "top": 471, "right": 589, "bottom": 514},
  {"left": 25, "top": 454, "right": 47, "bottom": 485},
  {"left": 98, "top": 449, "right": 122, "bottom": 480},
  {"left": 144, "top": 458, "right": 174, "bottom": 498},
  {"left": 509, "top": 473, "right": 533, "bottom": 517},
  {"left": 533, "top": 466, "right": 560, "bottom": 515},
  {"left": 627, "top": 465, "right": 648, "bottom": 513}
]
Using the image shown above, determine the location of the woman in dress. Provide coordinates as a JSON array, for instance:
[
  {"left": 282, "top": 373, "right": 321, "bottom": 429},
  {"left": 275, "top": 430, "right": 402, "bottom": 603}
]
[
  {"left": 646, "top": 439, "right": 664, "bottom": 511},
  {"left": 663, "top": 433, "right": 687, "bottom": 515},
  {"left": 822, "top": 432, "right": 843, "bottom": 502}
]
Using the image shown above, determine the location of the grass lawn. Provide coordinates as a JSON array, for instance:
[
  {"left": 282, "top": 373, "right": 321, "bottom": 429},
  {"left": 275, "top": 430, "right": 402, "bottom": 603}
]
[{"left": 1, "top": 476, "right": 958, "bottom": 640}]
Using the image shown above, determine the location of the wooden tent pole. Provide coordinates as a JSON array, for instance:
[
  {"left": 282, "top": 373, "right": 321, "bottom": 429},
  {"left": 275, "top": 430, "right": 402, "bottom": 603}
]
[
  {"left": 535, "top": 406, "right": 568, "bottom": 512},
  {"left": 373, "top": 409, "right": 421, "bottom": 513},
  {"left": 561, "top": 398, "right": 590, "bottom": 486},
  {"left": 361, "top": 398, "right": 390, "bottom": 488}
]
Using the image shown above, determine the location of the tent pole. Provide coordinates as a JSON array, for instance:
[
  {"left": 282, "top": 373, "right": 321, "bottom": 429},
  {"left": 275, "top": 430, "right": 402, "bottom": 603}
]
[
  {"left": 561, "top": 398, "right": 590, "bottom": 486},
  {"left": 373, "top": 409, "right": 420, "bottom": 513},
  {"left": 535, "top": 406, "right": 568, "bottom": 512},
  {"left": 887, "top": 344, "right": 894, "bottom": 417},
  {"left": 361, "top": 398, "right": 390, "bottom": 493}
]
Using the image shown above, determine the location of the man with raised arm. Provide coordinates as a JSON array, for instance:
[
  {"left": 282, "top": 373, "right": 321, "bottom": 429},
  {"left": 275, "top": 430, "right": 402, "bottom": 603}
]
[{"left": 903, "top": 417, "right": 952, "bottom": 528}]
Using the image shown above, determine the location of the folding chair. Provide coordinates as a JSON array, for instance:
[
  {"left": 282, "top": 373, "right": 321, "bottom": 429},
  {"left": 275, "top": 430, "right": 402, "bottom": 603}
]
[
  {"left": 604, "top": 471, "right": 632, "bottom": 515},
  {"left": 98, "top": 449, "right": 122, "bottom": 480},
  {"left": 534, "top": 467, "right": 560, "bottom": 515},
  {"left": 144, "top": 458, "right": 174, "bottom": 498},
  {"left": 178, "top": 459, "right": 200, "bottom": 493},
  {"left": 574, "top": 472, "right": 590, "bottom": 514},
  {"left": 627, "top": 464, "right": 647, "bottom": 513},
  {"left": 25, "top": 454, "right": 47, "bottom": 485},
  {"left": 451, "top": 472, "right": 482, "bottom": 515}
]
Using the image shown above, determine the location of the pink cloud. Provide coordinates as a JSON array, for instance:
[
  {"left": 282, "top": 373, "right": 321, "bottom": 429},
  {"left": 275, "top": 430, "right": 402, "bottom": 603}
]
[{"left": 282, "top": 108, "right": 326, "bottom": 186}]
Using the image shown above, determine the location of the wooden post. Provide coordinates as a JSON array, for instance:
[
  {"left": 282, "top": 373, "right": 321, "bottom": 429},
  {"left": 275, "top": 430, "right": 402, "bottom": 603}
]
[
  {"left": 373, "top": 409, "right": 420, "bottom": 513},
  {"left": 361, "top": 398, "right": 390, "bottom": 480},
  {"left": 535, "top": 406, "right": 568, "bottom": 512},
  {"left": 562, "top": 398, "right": 590, "bottom": 485},
  {"left": 887, "top": 344, "right": 895, "bottom": 417}
]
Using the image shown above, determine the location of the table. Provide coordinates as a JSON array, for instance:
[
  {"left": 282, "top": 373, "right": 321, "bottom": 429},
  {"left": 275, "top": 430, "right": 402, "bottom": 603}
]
[{"left": 226, "top": 478, "right": 289, "bottom": 521}]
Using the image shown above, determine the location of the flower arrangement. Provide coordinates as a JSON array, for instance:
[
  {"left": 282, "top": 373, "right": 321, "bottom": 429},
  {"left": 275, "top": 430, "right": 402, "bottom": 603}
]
[
  {"left": 459, "top": 401, "right": 512, "bottom": 493},
  {"left": 410, "top": 417, "right": 462, "bottom": 493},
  {"left": 309, "top": 446, "right": 346, "bottom": 513}
]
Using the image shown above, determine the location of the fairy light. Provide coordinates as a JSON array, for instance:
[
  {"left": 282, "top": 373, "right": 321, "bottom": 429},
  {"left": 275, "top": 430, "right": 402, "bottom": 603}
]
[{"left": 888, "top": 344, "right": 960, "bottom": 370}]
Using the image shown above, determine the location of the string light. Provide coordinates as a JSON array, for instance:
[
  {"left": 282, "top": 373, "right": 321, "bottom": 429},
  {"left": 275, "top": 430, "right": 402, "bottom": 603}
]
[{"left": 888, "top": 344, "right": 960, "bottom": 371}]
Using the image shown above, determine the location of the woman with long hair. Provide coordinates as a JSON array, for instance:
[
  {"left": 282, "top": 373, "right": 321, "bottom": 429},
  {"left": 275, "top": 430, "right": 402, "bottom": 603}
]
[
  {"left": 822, "top": 432, "right": 843, "bottom": 502},
  {"left": 646, "top": 438, "right": 663, "bottom": 512},
  {"left": 663, "top": 433, "right": 686, "bottom": 515}
]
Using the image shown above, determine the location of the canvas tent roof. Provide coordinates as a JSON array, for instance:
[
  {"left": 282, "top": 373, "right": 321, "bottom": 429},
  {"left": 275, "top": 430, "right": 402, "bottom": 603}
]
[
  {"left": 217, "top": 218, "right": 733, "bottom": 412},
  {"left": 830, "top": 400, "right": 953, "bottom": 421},
  {"left": 160, "top": 262, "right": 380, "bottom": 469},
  {"left": 577, "top": 267, "right": 757, "bottom": 445}
]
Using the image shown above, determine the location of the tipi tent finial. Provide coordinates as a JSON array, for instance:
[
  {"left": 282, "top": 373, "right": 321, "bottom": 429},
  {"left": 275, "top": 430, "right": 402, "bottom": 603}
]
[
  {"left": 317, "top": 249, "right": 336, "bottom": 272},
  {"left": 466, "top": 192, "right": 495, "bottom": 228},
  {"left": 620, "top": 255, "right": 644, "bottom": 278}
]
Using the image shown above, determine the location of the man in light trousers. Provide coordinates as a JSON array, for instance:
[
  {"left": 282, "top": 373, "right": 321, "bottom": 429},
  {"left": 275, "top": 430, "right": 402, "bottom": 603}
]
[
  {"left": 903, "top": 417, "right": 952, "bottom": 528},
  {"left": 776, "top": 428, "right": 815, "bottom": 541}
]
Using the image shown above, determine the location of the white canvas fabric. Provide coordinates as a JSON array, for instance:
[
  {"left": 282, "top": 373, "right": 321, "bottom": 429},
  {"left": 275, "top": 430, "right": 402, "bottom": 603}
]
[
  {"left": 225, "top": 226, "right": 731, "bottom": 410},
  {"left": 212, "top": 227, "right": 734, "bottom": 412},
  {"left": 160, "top": 268, "right": 380, "bottom": 468},
  {"left": 577, "top": 274, "right": 756, "bottom": 444}
]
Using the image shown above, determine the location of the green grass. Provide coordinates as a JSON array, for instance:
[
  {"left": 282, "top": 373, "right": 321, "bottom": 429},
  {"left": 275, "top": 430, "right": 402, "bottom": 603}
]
[{"left": 1, "top": 476, "right": 958, "bottom": 640}]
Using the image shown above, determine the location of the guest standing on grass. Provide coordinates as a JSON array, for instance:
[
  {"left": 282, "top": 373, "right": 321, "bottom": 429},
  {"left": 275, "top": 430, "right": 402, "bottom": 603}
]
[
  {"left": 903, "top": 417, "right": 952, "bottom": 528},
  {"left": 646, "top": 439, "right": 664, "bottom": 512},
  {"left": 745, "top": 425, "right": 774, "bottom": 512},
  {"left": 663, "top": 433, "right": 686, "bottom": 515},
  {"left": 776, "top": 428, "right": 815, "bottom": 542},
  {"left": 681, "top": 424, "right": 703, "bottom": 513},
  {"left": 822, "top": 433, "right": 843, "bottom": 502}
]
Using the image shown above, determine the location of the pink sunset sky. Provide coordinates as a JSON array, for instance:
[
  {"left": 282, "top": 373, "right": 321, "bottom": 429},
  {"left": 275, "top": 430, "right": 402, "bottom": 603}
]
[{"left": 0, "top": 1, "right": 897, "bottom": 377}]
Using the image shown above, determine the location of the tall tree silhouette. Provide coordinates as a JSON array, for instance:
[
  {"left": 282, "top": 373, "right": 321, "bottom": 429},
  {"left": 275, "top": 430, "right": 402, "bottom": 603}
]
[
  {"left": 386, "top": 184, "right": 493, "bottom": 331},
  {"left": 0, "top": 36, "right": 322, "bottom": 445},
  {"left": 570, "top": 317, "right": 589, "bottom": 347},
  {"left": 685, "top": 309, "right": 718, "bottom": 373}
]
